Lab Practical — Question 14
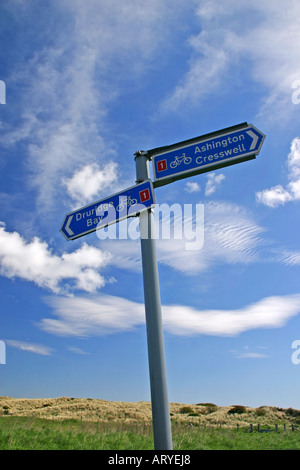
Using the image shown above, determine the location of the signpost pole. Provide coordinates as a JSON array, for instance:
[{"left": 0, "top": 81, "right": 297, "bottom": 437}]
[{"left": 135, "top": 151, "right": 173, "bottom": 450}]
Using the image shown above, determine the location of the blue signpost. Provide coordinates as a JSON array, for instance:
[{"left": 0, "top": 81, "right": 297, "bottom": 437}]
[
  {"left": 150, "top": 123, "right": 265, "bottom": 187},
  {"left": 60, "top": 180, "right": 155, "bottom": 240},
  {"left": 60, "top": 121, "right": 265, "bottom": 451}
]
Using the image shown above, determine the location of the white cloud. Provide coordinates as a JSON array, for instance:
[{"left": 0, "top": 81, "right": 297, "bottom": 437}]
[
  {"left": 256, "top": 185, "right": 293, "bottom": 208},
  {"left": 40, "top": 295, "right": 145, "bottom": 337},
  {"left": 67, "top": 346, "right": 90, "bottom": 355},
  {"left": 185, "top": 181, "right": 201, "bottom": 193},
  {"left": 256, "top": 137, "right": 300, "bottom": 207},
  {"left": 205, "top": 173, "right": 225, "bottom": 196},
  {"left": 63, "top": 162, "right": 118, "bottom": 207},
  {"left": 39, "top": 293, "right": 300, "bottom": 337},
  {"left": 6, "top": 340, "right": 53, "bottom": 356},
  {"left": 230, "top": 346, "right": 270, "bottom": 359},
  {"left": 0, "top": 223, "right": 111, "bottom": 293},
  {"left": 163, "top": 294, "right": 300, "bottom": 336}
]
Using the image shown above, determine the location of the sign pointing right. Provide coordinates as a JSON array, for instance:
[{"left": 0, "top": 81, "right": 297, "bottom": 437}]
[{"left": 149, "top": 122, "right": 265, "bottom": 187}]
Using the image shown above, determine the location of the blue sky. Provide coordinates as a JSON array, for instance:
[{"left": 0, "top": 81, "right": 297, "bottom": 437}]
[{"left": 1, "top": 0, "right": 300, "bottom": 409}]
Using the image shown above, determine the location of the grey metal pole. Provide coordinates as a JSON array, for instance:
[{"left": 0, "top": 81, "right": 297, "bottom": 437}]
[{"left": 135, "top": 151, "right": 173, "bottom": 451}]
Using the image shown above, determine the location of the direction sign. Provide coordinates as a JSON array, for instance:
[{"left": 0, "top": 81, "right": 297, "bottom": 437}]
[
  {"left": 60, "top": 180, "right": 155, "bottom": 240},
  {"left": 149, "top": 122, "right": 265, "bottom": 187}
]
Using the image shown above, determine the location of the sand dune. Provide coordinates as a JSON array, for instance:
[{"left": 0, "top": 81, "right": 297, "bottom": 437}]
[{"left": 1, "top": 397, "right": 299, "bottom": 428}]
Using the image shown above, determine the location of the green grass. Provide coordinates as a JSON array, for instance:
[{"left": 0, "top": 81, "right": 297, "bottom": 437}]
[
  {"left": 172, "top": 425, "right": 300, "bottom": 450},
  {"left": 0, "top": 416, "right": 299, "bottom": 450},
  {"left": 0, "top": 416, "right": 154, "bottom": 450}
]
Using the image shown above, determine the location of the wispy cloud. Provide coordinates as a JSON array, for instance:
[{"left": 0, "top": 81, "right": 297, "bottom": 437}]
[
  {"left": 236, "top": 352, "right": 270, "bottom": 359},
  {"left": 6, "top": 340, "right": 53, "bottom": 356},
  {"left": 157, "top": 200, "right": 265, "bottom": 273},
  {"left": 3, "top": 0, "right": 181, "bottom": 213},
  {"left": 230, "top": 346, "right": 270, "bottom": 359},
  {"left": 256, "top": 137, "right": 300, "bottom": 207},
  {"left": 0, "top": 222, "right": 111, "bottom": 293},
  {"left": 161, "top": 0, "right": 300, "bottom": 121},
  {"left": 273, "top": 248, "right": 300, "bottom": 267},
  {"left": 101, "top": 200, "right": 265, "bottom": 275},
  {"left": 4, "top": 39, "right": 112, "bottom": 213},
  {"left": 39, "top": 293, "right": 300, "bottom": 338},
  {"left": 233, "top": 350, "right": 270, "bottom": 359},
  {"left": 67, "top": 346, "right": 90, "bottom": 355}
]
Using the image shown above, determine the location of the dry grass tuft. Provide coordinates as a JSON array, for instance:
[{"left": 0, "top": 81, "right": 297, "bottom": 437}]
[{"left": 0, "top": 397, "right": 299, "bottom": 428}]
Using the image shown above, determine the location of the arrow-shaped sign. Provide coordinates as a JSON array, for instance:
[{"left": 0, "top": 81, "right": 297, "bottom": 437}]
[
  {"left": 60, "top": 180, "right": 155, "bottom": 240},
  {"left": 149, "top": 123, "right": 265, "bottom": 187}
]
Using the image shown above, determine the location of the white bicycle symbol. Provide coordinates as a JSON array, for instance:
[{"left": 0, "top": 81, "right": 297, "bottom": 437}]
[
  {"left": 117, "top": 196, "right": 137, "bottom": 212},
  {"left": 170, "top": 153, "right": 192, "bottom": 168}
]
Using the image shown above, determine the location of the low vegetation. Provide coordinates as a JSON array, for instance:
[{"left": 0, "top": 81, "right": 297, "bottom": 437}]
[
  {"left": 0, "top": 397, "right": 299, "bottom": 450},
  {"left": 227, "top": 405, "right": 247, "bottom": 415}
]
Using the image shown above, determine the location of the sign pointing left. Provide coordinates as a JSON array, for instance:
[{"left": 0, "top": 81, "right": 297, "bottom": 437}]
[{"left": 60, "top": 180, "right": 155, "bottom": 240}]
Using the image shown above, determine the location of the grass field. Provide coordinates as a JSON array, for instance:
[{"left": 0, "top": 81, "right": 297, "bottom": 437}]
[{"left": 1, "top": 397, "right": 299, "bottom": 450}]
